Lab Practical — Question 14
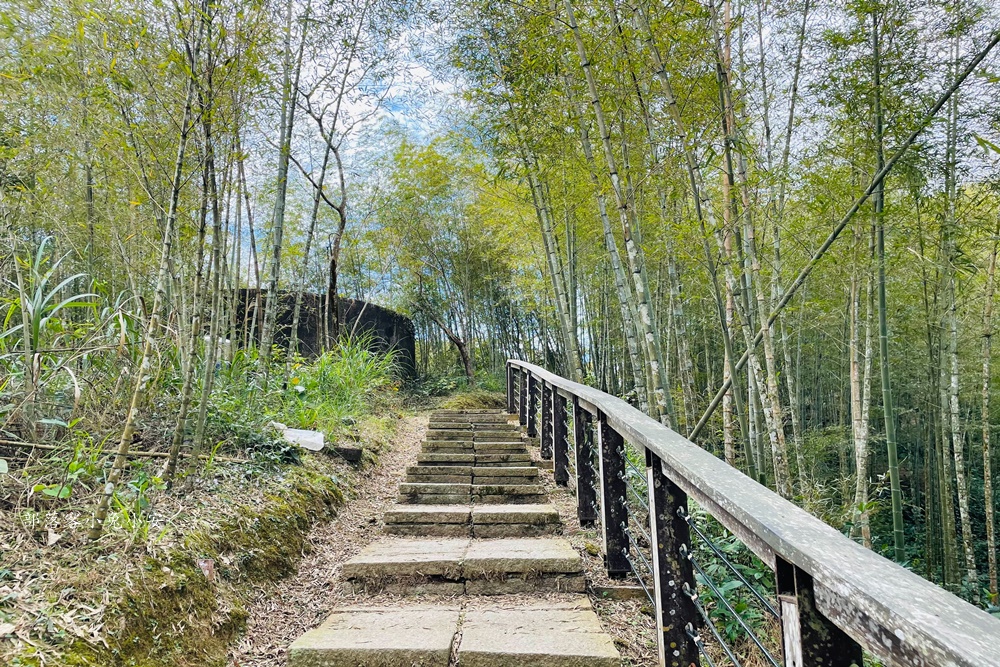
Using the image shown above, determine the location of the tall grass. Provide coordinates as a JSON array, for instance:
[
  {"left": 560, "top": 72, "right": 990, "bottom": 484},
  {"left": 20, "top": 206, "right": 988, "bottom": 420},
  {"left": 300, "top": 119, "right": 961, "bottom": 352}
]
[{"left": 204, "top": 335, "right": 398, "bottom": 454}]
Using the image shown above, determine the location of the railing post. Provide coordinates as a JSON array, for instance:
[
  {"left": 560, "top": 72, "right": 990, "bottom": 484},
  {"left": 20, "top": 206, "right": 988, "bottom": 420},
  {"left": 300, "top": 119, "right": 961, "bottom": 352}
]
[
  {"left": 506, "top": 363, "right": 514, "bottom": 415},
  {"left": 596, "top": 413, "right": 629, "bottom": 578},
  {"left": 776, "top": 558, "right": 863, "bottom": 667},
  {"left": 573, "top": 397, "right": 599, "bottom": 527},
  {"left": 527, "top": 373, "right": 538, "bottom": 437},
  {"left": 518, "top": 367, "right": 528, "bottom": 426},
  {"left": 647, "top": 451, "right": 699, "bottom": 667},
  {"left": 553, "top": 392, "right": 569, "bottom": 485},
  {"left": 541, "top": 382, "right": 553, "bottom": 459}
]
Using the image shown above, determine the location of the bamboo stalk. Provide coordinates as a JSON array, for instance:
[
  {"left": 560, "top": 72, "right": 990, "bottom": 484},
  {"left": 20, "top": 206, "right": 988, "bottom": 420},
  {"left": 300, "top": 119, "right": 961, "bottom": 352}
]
[
  {"left": 0, "top": 440, "right": 247, "bottom": 463},
  {"left": 690, "top": 28, "right": 1000, "bottom": 440}
]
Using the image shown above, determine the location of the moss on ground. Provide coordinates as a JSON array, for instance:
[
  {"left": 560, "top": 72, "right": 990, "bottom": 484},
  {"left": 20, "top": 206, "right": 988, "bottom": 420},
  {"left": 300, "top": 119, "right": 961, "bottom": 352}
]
[{"left": 48, "top": 446, "right": 384, "bottom": 667}]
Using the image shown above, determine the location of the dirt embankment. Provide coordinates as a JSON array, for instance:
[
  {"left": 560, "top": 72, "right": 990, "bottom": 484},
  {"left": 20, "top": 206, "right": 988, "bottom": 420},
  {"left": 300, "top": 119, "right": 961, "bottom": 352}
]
[{"left": 1, "top": 416, "right": 421, "bottom": 667}]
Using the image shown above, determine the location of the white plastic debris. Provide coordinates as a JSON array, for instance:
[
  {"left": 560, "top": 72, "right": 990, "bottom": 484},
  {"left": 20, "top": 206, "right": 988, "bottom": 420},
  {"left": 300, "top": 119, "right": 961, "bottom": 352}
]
[{"left": 283, "top": 428, "right": 325, "bottom": 452}]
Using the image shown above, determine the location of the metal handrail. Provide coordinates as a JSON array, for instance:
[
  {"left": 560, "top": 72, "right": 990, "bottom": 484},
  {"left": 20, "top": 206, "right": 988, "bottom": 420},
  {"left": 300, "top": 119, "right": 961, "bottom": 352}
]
[{"left": 507, "top": 358, "right": 1000, "bottom": 667}]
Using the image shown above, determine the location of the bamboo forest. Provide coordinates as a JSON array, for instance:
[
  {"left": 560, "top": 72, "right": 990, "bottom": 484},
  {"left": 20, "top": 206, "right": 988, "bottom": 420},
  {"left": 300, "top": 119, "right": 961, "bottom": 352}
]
[{"left": 2, "top": 0, "right": 1000, "bottom": 664}]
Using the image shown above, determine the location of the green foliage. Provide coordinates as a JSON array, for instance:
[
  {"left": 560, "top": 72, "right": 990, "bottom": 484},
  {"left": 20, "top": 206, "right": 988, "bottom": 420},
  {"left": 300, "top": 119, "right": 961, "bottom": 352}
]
[
  {"left": 439, "top": 389, "right": 507, "bottom": 409},
  {"left": 410, "top": 373, "right": 466, "bottom": 397},
  {"left": 1, "top": 236, "right": 97, "bottom": 353},
  {"left": 689, "top": 509, "right": 778, "bottom": 650}
]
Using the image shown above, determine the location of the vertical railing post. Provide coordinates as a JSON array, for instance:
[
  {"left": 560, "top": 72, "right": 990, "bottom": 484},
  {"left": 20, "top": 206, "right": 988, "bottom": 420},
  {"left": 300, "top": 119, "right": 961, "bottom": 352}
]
[
  {"left": 527, "top": 373, "right": 538, "bottom": 438},
  {"left": 553, "top": 392, "right": 569, "bottom": 485},
  {"left": 573, "top": 397, "right": 598, "bottom": 527},
  {"left": 541, "top": 382, "right": 553, "bottom": 459},
  {"left": 506, "top": 362, "right": 514, "bottom": 415},
  {"left": 596, "top": 413, "right": 629, "bottom": 578},
  {"left": 647, "top": 451, "right": 699, "bottom": 667},
  {"left": 518, "top": 367, "right": 528, "bottom": 427},
  {"left": 776, "top": 558, "right": 863, "bottom": 667}
]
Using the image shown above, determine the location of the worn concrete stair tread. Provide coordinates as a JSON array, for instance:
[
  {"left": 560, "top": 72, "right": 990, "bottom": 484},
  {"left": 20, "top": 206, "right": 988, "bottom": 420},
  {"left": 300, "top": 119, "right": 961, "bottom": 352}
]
[
  {"left": 343, "top": 537, "right": 583, "bottom": 580},
  {"left": 408, "top": 465, "right": 474, "bottom": 474},
  {"left": 399, "top": 482, "right": 472, "bottom": 495},
  {"left": 463, "top": 538, "right": 580, "bottom": 575},
  {"left": 458, "top": 598, "right": 621, "bottom": 667},
  {"left": 472, "top": 504, "right": 560, "bottom": 525},
  {"left": 288, "top": 605, "right": 459, "bottom": 667},
  {"left": 342, "top": 538, "right": 468, "bottom": 578},
  {"left": 473, "top": 484, "right": 545, "bottom": 495},
  {"left": 384, "top": 504, "right": 472, "bottom": 524},
  {"left": 474, "top": 468, "right": 538, "bottom": 485},
  {"left": 418, "top": 453, "right": 476, "bottom": 465}
]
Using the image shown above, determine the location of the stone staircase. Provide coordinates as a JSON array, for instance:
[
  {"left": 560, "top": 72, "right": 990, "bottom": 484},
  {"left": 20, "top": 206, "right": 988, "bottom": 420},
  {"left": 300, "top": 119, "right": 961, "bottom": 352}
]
[{"left": 288, "top": 409, "right": 621, "bottom": 666}]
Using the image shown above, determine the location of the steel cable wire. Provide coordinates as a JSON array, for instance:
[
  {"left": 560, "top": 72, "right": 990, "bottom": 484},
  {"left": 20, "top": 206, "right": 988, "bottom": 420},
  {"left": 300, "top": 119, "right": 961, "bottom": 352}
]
[
  {"left": 679, "top": 508, "right": 779, "bottom": 619},
  {"left": 681, "top": 545, "right": 782, "bottom": 667},
  {"left": 683, "top": 583, "right": 744, "bottom": 667},
  {"left": 686, "top": 624, "right": 721, "bottom": 667}
]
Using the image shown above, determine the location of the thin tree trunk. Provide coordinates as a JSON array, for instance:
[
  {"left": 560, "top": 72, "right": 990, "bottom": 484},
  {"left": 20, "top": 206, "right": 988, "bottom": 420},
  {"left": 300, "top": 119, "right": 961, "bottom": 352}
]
[
  {"left": 563, "top": 0, "right": 668, "bottom": 420},
  {"left": 89, "top": 20, "right": 201, "bottom": 540},
  {"left": 260, "top": 0, "right": 310, "bottom": 380},
  {"left": 164, "top": 143, "right": 211, "bottom": 484},
  {"left": 871, "top": 12, "right": 906, "bottom": 561},
  {"left": 187, "top": 48, "right": 225, "bottom": 487},
  {"left": 850, "top": 253, "right": 874, "bottom": 548},
  {"left": 943, "top": 28, "right": 978, "bottom": 590},
  {"left": 288, "top": 142, "right": 331, "bottom": 364},
  {"left": 982, "top": 223, "right": 999, "bottom": 602}
]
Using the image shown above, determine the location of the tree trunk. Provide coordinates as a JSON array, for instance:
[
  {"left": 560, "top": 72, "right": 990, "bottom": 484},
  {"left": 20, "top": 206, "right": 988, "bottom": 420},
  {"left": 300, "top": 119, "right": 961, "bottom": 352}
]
[
  {"left": 563, "top": 0, "right": 668, "bottom": 420},
  {"left": 89, "top": 18, "right": 202, "bottom": 540},
  {"left": 982, "top": 223, "right": 999, "bottom": 602},
  {"left": 943, "top": 29, "right": 978, "bottom": 591},
  {"left": 260, "top": 0, "right": 310, "bottom": 379},
  {"left": 871, "top": 11, "right": 906, "bottom": 562}
]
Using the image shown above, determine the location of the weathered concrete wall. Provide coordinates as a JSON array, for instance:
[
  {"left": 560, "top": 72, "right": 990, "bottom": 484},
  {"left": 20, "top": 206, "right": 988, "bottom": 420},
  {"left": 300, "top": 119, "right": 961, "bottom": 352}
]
[{"left": 236, "top": 290, "right": 416, "bottom": 378}]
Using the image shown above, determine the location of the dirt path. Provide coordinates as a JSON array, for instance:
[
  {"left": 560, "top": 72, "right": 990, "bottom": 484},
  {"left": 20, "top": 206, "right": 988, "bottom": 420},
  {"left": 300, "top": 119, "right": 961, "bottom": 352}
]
[{"left": 228, "top": 415, "right": 427, "bottom": 667}]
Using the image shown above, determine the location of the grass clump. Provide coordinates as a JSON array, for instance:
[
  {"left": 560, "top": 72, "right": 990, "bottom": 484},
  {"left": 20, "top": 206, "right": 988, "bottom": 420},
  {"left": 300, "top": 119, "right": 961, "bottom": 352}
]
[{"left": 439, "top": 389, "right": 507, "bottom": 410}]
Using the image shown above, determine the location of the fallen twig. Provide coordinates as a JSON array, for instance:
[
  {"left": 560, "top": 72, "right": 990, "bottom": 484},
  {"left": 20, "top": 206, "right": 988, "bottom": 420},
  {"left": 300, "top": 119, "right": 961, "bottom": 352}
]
[{"left": 0, "top": 439, "right": 248, "bottom": 463}]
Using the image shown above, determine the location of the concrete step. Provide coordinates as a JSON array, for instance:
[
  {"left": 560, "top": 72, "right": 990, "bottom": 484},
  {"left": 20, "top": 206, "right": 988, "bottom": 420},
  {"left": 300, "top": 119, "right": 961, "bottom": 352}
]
[
  {"left": 472, "top": 504, "right": 560, "bottom": 538},
  {"left": 406, "top": 465, "right": 473, "bottom": 484},
  {"left": 343, "top": 537, "right": 585, "bottom": 595},
  {"left": 476, "top": 453, "right": 533, "bottom": 466},
  {"left": 396, "top": 482, "right": 547, "bottom": 505},
  {"left": 430, "top": 411, "right": 510, "bottom": 423},
  {"left": 474, "top": 484, "right": 547, "bottom": 504},
  {"left": 474, "top": 466, "right": 538, "bottom": 480},
  {"left": 406, "top": 465, "right": 537, "bottom": 481},
  {"left": 459, "top": 598, "right": 621, "bottom": 666},
  {"left": 417, "top": 453, "right": 533, "bottom": 467},
  {"left": 423, "top": 443, "right": 475, "bottom": 454},
  {"left": 474, "top": 442, "right": 527, "bottom": 452},
  {"left": 472, "top": 431, "right": 524, "bottom": 440},
  {"left": 426, "top": 422, "right": 513, "bottom": 430},
  {"left": 384, "top": 504, "right": 473, "bottom": 537},
  {"left": 430, "top": 415, "right": 508, "bottom": 424},
  {"left": 417, "top": 453, "right": 476, "bottom": 465},
  {"left": 426, "top": 422, "right": 475, "bottom": 430},
  {"left": 383, "top": 503, "right": 561, "bottom": 538},
  {"left": 397, "top": 482, "right": 471, "bottom": 505},
  {"left": 426, "top": 430, "right": 480, "bottom": 441},
  {"left": 289, "top": 598, "right": 619, "bottom": 667},
  {"left": 288, "top": 604, "right": 459, "bottom": 667}
]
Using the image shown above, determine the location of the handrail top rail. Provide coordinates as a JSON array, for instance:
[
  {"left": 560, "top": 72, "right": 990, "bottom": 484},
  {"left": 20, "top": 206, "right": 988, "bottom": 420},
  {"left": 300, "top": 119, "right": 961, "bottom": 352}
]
[{"left": 508, "top": 359, "right": 1000, "bottom": 666}]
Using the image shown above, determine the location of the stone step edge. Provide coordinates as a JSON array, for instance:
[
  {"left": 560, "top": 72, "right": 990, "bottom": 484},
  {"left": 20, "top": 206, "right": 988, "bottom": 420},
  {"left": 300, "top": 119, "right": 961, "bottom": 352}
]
[{"left": 287, "top": 599, "right": 620, "bottom": 667}]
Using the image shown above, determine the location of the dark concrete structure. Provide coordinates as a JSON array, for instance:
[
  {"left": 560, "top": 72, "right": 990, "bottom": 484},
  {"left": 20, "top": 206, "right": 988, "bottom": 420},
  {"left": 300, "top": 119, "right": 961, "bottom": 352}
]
[{"left": 236, "top": 289, "right": 416, "bottom": 378}]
